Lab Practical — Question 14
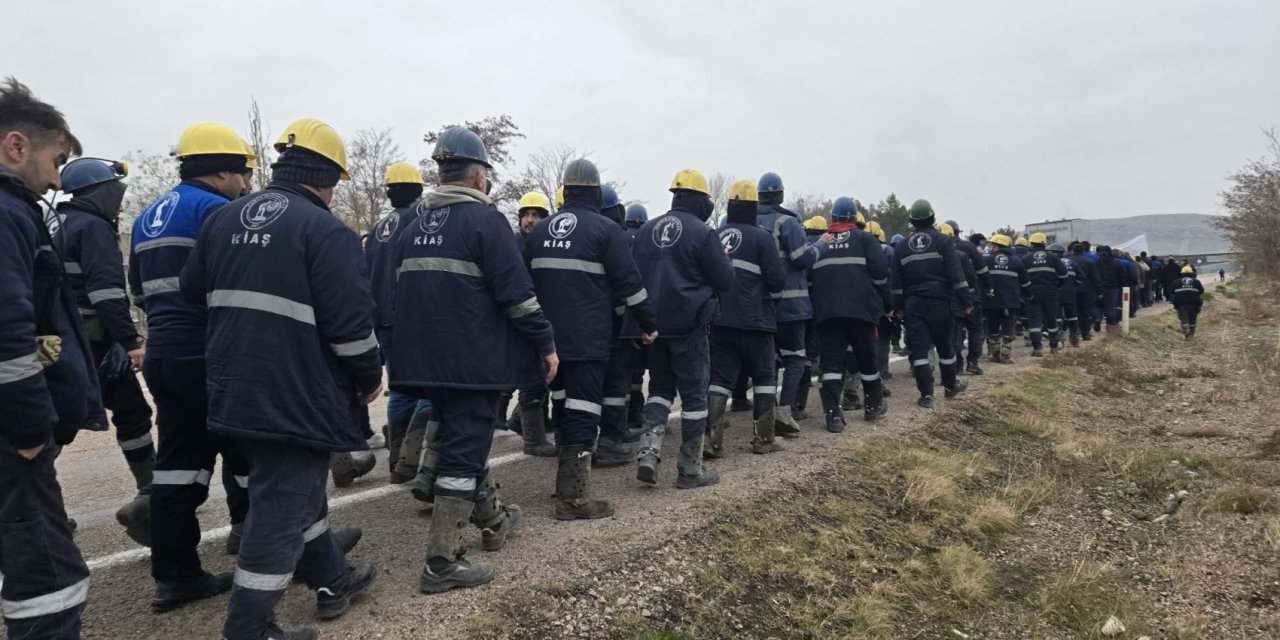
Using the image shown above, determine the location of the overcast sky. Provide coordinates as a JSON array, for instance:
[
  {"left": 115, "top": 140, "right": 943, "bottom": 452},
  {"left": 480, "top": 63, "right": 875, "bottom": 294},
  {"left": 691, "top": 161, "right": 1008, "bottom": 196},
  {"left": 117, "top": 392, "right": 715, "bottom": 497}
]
[{"left": 10, "top": 0, "right": 1279, "bottom": 232}]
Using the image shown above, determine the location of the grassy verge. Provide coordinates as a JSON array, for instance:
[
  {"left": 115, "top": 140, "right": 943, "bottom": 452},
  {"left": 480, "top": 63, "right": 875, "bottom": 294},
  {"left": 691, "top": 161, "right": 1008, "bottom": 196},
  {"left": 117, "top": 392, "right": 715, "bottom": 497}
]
[{"left": 477, "top": 277, "right": 1280, "bottom": 639}]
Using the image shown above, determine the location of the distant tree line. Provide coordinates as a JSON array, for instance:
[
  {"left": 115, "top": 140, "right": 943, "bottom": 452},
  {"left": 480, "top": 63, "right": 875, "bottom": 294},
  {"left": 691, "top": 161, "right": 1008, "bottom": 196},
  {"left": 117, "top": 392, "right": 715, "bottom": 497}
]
[{"left": 1217, "top": 128, "right": 1280, "bottom": 277}]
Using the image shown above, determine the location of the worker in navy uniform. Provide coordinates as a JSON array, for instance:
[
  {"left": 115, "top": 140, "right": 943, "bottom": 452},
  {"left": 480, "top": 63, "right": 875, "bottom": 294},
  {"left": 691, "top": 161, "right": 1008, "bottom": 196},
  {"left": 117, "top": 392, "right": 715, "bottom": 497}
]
[
  {"left": 889, "top": 199, "right": 972, "bottom": 408},
  {"left": 754, "top": 172, "right": 818, "bottom": 438},
  {"left": 127, "top": 122, "right": 259, "bottom": 612},
  {"left": 509, "top": 191, "right": 557, "bottom": 457},
  {"left": 365, "top": 161, "right": 427, "bottom": 483},
  {"left": 527, "top": 160, "right": 656, "bottom": 516},
  {"left": 862, "top": 221, "right": 894, "bottom": 400},
  {"left": 705, "top": 180, "right": 787, "bottom": 455},
  {"left": 809, "top": 197, "right": 890, "bottom": 431},
  {"left": 944, "top": 220, "right": 993, "bottom": 374},
  {"left": 595, "top": 184, "right": 649, "bottom": 467},
  {"left": 1171, "top": 265, "right": 1204, "bottom": 340},
  {"left": 53, "top": 156, "right": 157, "bottom": 546},
  {"left": 1023, "top": 233, "right": 1069, "bottom": 356},
  {"left": 939, "top": 223, "right": 979, "bottom": 377},
  {"left": 630, "top": 169, "right": 734, "bottom": 489},
  {"left": 389, "top": 127, "right": 557, "bottom": 594},
  {"left": 1068, "top": 242, "right": 1102, "bottom": 342},
  {"left": 181, "top": 118, "right": 379, "bottom": 640},
  {"left": 982, "top": 234, "right": 1030, "bottom": 363},
  {"left": 623, "top": 202, "right": 650, "bottom": 428},
  {"left": 0, "top": 77, "right": 98, "bottom": 640},
  {"left": 1048, "top": 243, "right": 1082, "bottom": 346}
]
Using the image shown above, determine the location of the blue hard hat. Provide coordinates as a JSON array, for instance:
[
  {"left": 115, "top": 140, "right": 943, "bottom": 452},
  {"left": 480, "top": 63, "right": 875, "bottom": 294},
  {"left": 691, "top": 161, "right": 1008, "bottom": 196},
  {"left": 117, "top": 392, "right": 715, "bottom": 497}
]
[
  {"left": 1048, "top": 243, "right": 1066, "bottom": 254},
  {"left": 891, "top": 233, "right": 904, "bottom": 245},
  {"left": 757, "top": 172, "right": 784, "bottom": 194},
  {"left": 625, "top": 203, "right": 648, "bottom": 222},
  {"left": 431, "top": 126, "right": 492, "bottom": 168},
  {"left": 60, "top": 158, "right": 127, "bottom": 194},
  {"left": 945, "top": 219, "right": 960, "bottom": 232},
  {"left": 601, "top": 184, "right": 620, "bottom": 210},
  {"left": 831, "top": 196, "right": 858, "bottom": 221}
]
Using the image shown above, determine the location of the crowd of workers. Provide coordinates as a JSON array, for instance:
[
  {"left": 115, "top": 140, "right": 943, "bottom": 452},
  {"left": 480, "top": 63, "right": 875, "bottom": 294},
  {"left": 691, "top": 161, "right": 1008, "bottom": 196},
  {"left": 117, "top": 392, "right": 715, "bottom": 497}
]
[{"left": 0, "top": 79, "right": 1208, "bottom": 639}]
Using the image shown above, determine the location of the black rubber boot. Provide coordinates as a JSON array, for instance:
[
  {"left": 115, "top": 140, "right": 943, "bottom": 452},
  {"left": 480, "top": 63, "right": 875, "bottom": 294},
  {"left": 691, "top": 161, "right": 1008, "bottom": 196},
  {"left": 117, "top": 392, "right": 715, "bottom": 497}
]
[
  {"left": 395, "top": 409, "right": 430, "bottom": 480},
  {"left": 675, "top": 436, "right": 720, "bottom": 489},
  {"left": 471, "top": 470, "right": 521, "bottom": 552},
  {"left": 774, "top": 405, "right": 802, "bottom": 439},
  {"left": 117, "top": 452, "right": 154, "bottom": 547},
  {"left": 730, "top": 397, "right": 752, "bottom": 412},
  {"left": 593, "top": 436, "right": 634, "bottom": 468},
  {"left": 420, "top": 497, "right": 495, "bottom": 594},
  {"left": 863, "top": 382, "right": 887, "bottom": 422},
  {"left": 918, "top": 395, "right": 935, "bottom": 409},
  {"left": 555, "top": 445, "right": 615, "bottom": 520},
  {"left": 152, "top": 571, "right": 232, "bottom": 613},
  {"left": 315, "top": 563, "right": 376, "bottom": 620},
  {"left": 944, "top": 378, "right": 969, "bottom": 399},
  {"left": 702, "top": 394, "right": 729, "bottom": 459},
  {"left": 841, "top": 375, "right": 862, "bottom": 411},
  {"left": 331, "top": 451, "right": 376, "bottom": 488},
  {"left": 385, "top": 418, "right": 411, "bottom": 483},
  {"left": 966, "top": 360, "right": 984, "bottom": 375},
  {"left": 256, "top": 623, "right": 318, "bottom": 640},
  {"left": 825, "top": 409, "right": 846, "bottom": 433},
  {"left": 520, "top": 400, "right": 557, "bottom": 457}
]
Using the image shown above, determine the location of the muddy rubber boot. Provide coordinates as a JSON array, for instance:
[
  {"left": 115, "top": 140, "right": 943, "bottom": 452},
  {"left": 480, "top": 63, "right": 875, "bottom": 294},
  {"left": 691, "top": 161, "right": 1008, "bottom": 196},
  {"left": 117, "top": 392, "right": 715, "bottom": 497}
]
[
  {"left": 117, "top": 452, "right": 154, "bottom": 547},
  {"left": 1030, "top": 348, "right": 1043, "bottom": 358},
  {"left": 315, "top": 563, "right": 377, "bottom": 621},
  {"left": 152, "top": 570, "right": 232, "bottom": 613},
  {"left": 863, "top": 383, "right": 887, "bottom": 422},
  {"left": 917, "top": 395, "right": 935, "bottom": 409},
  {"left": 331, "top": 451, "right": 376, "bottom": 488},
  {"left": 1000, "top": 339, "right": 1014, "bottom": 364},
  {"left": 702, "top": 394, "right": 729, "bottom": 459},
  {"left": 987, "top": 339, "right": 1001, "bottom": 363},
  {"left": 774, "top": 405, "right": 802, "bottom": 439},
  {"left": 258, "top": 622, "right": 318, "bottom": 640},
  {"left": 406, "top": 421, "right": 441, "bottom": 504},
  {"left": 825, "top": 409, "right": 846, "bottom": 433},
  {"left": 520, "top": 400, "right": 557, "bottom": 457},
  {"left": 636, "top": 424, "right": 665, "bottom": 486},
  {"left": 471, "top": 470, "right": 521, "bottom": 552},
  {"left": 675, "top": 436, "right": 720, "bottom": 489},
  {"left": 420, "top": 497, "right": 495, "bottom": 594},
  {"left": 555, "top": 445, "right": 616, "bottom": 520},
  {"left": 385, "top": 418, "right": 411, "bottom": 483},
  {"left": 966, "top": 359, "right": 984, "bottom": 375},
  {"left": 593, "top": 435, "right": 634, "bottom": 468},
  {"left": 395, "top": 410, "right": 430, "bottom": 480},
  {"left": 944, "top": 378, "right": 969, "bottom": 399},
  {"left": 841, "top": 378, "right": 862, "bottom": 411}
]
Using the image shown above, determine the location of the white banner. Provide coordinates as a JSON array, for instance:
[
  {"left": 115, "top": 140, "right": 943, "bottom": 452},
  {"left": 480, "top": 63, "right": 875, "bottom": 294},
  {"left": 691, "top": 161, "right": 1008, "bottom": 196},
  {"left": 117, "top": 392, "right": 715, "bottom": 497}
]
[{"left": 1115, "top": 233, "right": 1149, "bottom": 256}]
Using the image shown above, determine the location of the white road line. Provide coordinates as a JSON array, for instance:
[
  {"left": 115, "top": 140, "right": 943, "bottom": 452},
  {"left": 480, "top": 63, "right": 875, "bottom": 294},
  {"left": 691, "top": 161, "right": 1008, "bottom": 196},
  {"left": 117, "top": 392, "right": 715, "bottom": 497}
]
[{"left": 85, "top": 451, "right": 530, "bottom": 572}]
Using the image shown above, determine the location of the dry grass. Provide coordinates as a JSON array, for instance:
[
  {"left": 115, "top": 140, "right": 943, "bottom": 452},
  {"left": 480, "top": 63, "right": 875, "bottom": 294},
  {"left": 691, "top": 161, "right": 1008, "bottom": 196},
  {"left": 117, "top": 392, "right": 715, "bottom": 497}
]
[
  {"left": 1203, "top": 485, "right": 1279, "bottom": 514},
  {"left": 1260, "top": 429, "right": 1280, "bottom": 458},
  {"left": 1171, "top": 615, "right": 1211, "bottom": 639},
  {"left": 936, "top": 545, "right": 994, "bottom": 605},
  {"left": 1035, "top": 555, "right": 1128, "bottom": 636},
  {"left": 962, "top": 498, "right": 1019, "bottom": 540},
  {"left": 1264, "top": 516, "right": 1280, "bottom": 554}
]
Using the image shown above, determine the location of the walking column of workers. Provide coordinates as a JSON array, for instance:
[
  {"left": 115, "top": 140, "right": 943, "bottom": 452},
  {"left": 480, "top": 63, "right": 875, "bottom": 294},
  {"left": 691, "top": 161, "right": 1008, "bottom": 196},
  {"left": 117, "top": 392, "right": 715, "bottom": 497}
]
[{"left": 0, "top": 78, "right": 1209, "bottom": 640}]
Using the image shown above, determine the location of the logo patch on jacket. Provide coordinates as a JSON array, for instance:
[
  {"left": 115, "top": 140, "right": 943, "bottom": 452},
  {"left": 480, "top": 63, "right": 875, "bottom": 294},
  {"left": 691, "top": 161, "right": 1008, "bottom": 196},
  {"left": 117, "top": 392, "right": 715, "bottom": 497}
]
[
  {"left": 995, "top": 254, "right": 1010, "bottom": 268},
  {"left": 142, "top": 191, "right": 181, "bottom": 238},
  {"left": 549, "top": 213, "right": 578, "bottom": 239},
  {"left": 375, "top": 212, "right": 400, "bottom": 242},
  {"left": 653, "top": 217, "right": 683, "bottom": 248},
  {"left": 908, "top": 232, "right": 932, "bottom": 252},
  {"left": 834, "top": 230, "right": 851, "bottom": 245},
  {"left": 420, "top": 207, "right": 450, "bottom": 234},
  {"left": 719, "top": 228, "right": 743, "bottom": 254},
  {"left": 240, "top": 193, "right": 290, "bottom": 230}
]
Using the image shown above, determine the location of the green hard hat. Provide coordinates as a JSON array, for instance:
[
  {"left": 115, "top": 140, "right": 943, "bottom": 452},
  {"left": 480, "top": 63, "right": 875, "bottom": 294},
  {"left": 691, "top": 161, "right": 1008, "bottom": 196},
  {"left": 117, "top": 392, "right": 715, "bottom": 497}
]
[{"left": 909, "top": 199, "right": 935, "bottom": 221}]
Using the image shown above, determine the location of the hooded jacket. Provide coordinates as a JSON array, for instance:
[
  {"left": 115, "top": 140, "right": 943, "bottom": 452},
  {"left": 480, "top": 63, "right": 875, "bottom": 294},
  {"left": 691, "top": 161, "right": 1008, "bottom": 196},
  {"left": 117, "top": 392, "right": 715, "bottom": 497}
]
[
  {"left": 129, "top": 179, "right": 229, "bottom": 358},
  {"left": 0, "top": 167, "right": 104, "bottom": 448},
  {"left": 526, "top": 199, "right": 655, "bottom": 361},
  {"left": 180, "top": 181, "right": 382, "bottom": 451},
  {"left": 389, "top": 185, "right": 555, "bottom": 391},
  {"left": 755, "top": 203, "right": 817, "bottom": 322},
  {"left": 53, "top": 186, "right": 141, "bottom": 351},
  {"left": 1069, "top": 252, "right": 1102, "bottom": 296},
  {"left": 628, "top": 206, "right": 735, "bottom": 337}
]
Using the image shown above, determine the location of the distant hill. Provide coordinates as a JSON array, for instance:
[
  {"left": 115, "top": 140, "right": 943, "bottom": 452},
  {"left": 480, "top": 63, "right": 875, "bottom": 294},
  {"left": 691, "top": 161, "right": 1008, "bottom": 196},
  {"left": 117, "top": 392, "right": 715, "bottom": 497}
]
[{"left": 1087, "top": 214, "right": 1232, "bottom": 257}]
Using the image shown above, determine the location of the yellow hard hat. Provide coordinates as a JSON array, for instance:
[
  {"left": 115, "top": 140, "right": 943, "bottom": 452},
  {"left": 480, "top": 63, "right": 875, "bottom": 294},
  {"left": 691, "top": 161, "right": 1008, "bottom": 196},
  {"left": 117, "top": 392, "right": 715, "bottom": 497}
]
[
  {"left": 727, "top": 179, "right": 757, "bottom": 202},
  {"left": 1181, "top": 265, "right": 1194, "bottom": 274},
  {"left": 242, "top": 141, "right": 259, "bottom": 170},
  {"left": 384, "top": 161, "right": 425, "bottom": 186},
  {"left": 990, "top": 234, "right": 1012, "bottom": 247},
  {"left": 1015, "top": 236, "right": 1029, "bottom": 247},
  {"left": 275, "top": 118, "right": 349, "bottom": 181},
  {"left": 803, "top": 216, "right": 828, "bottom": 231},
  {"left": 669, "top": 168, "right": 709, "bottom": 196},
  {"left": 519, "top": 191, "right": 550, "bottom": 213},
  {"left": 865, "top": 220, "right": 885, "bottom": 242},
  {"left": 1029, "top": 232, "right": 1047, "bottom": 245},
  {"left": 554, "top": 185, "right": 565, "bottom": 209},
  {"left": 856, "top": 212, "right": 866, "bottom": 224},
  {"left": 938, "top": 222, "right": 955, "bottom": 237},
  {"left": 177, "top": 122, "right": 253, "bottom": 159}
]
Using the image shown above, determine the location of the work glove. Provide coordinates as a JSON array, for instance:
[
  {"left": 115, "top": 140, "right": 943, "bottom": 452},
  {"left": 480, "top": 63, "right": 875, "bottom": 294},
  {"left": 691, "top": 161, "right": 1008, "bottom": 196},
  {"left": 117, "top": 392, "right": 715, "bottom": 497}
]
[{"left": 36, "top": 335, "right": 63, "bottom": 367}]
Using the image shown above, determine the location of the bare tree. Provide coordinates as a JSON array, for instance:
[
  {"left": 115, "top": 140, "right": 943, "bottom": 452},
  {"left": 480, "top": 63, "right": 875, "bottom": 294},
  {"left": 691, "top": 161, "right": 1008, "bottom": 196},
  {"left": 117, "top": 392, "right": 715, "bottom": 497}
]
[
  {"left": 786, "top": 192, "right": 832, "bottom": 220},
  {"left": 518, "top": 144, "right": 589, "bottom": 204},
  {"left": 121, "top": 150, "right": 181, "bottom": 224},
  {"left": 707, "top": 172, "right": 735, "bottom": 218},
  {"left": 330, "top": 128, "right": 403, "bottom": 233},
  {"left": 1217, "top": 127, "right": 1280, "bottom": 277},
  {"left": 247, "top": 97, "right": 274, "bottom": 189}
]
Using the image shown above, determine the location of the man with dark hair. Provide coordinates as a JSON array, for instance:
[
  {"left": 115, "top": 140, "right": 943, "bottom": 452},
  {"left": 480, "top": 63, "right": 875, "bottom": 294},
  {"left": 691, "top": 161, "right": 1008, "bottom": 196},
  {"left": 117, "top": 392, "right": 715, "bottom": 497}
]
[
  {"left": 182, "top": 118, "right": 379, "bottom": 640},
  {"left": 0, "top": 76, "right": 97, "bottom": 640}
]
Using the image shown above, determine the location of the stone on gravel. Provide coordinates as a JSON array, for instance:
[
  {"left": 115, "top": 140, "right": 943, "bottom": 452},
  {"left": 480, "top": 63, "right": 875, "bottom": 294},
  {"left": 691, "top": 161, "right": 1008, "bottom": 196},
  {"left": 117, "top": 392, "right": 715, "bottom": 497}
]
[{"left": 1101, "top": 615, "right": 1125, "bottom": 636}]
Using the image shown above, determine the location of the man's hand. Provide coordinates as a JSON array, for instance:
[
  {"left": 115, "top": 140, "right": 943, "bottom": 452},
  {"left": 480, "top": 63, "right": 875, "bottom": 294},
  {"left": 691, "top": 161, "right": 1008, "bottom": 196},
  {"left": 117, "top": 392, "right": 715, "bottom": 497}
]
[
  {"left": 986, "top": 289, "right": 995, "bottom": 298},
  {"left": 128, "top": 347, "right": 145, "bottom": 371},
  {"left": 640, "top": 331, "right": 658, "bottom": 346},
  {"left": 17, "top": 444, "right": 45, "bottom": 461},
  {"left": 543, "top": 352, "right": 560, "bottom": 383},
  {"left": 360, "top": 383, "right": 383, "bottom": 406},
  {"left": 964, "top": 306, "right": 974, "bottom": 316},
  {"left": 819, "top": 232, "right": 835, "bottom": 244}
]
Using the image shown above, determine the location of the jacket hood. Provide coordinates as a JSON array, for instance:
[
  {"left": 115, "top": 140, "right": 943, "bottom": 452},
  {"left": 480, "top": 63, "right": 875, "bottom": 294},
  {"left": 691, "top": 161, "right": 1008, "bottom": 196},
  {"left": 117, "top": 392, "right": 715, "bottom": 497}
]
[{"left": 426, "top": 185, "right": 493, "bottom": 209}]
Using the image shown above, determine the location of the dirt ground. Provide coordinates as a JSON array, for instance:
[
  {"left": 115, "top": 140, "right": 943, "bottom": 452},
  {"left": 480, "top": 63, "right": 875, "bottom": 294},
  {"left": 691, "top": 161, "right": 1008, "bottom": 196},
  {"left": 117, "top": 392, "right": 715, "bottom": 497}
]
[{"left": 455, "top": 278, "right": 1280, "bottom": 640}]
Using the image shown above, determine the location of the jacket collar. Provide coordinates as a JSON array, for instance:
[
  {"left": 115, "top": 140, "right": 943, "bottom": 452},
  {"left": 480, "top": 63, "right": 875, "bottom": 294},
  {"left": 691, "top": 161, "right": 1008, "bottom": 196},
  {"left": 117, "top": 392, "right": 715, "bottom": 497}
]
[{"left": 269, "top": 181, "right": 329, "bottom": 210}]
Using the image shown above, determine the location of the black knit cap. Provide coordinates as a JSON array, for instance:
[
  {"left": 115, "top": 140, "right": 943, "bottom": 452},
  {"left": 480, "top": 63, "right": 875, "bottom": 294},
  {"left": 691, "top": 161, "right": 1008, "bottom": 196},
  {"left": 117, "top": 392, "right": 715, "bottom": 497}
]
[
  {"left": 179, "top": 154, "right": 249, "bottom": 179},
  {"left": 272, "top": 147, "right": 342, "bottom": 188}
]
